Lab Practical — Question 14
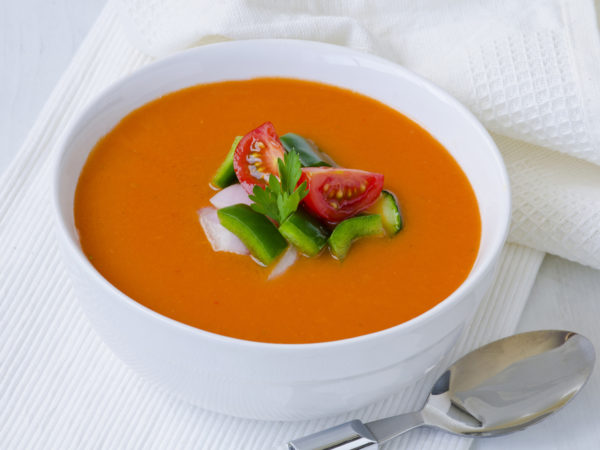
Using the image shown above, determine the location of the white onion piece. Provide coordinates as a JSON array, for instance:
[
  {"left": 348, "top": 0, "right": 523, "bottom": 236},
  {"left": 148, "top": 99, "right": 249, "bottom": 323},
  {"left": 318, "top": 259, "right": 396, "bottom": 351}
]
[
  {"left": 198, "top": 207, "right": 249, "bottom": 255},
  {"left": 268, "top": 246, "right": 298, "bottom": 280},
  {"left": 210, "top": 184, "right": 252, "bottom": 209}
]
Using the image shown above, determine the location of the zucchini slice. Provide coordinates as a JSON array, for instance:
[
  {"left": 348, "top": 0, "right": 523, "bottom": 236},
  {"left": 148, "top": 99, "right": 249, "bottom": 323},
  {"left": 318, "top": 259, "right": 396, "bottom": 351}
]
[{"left": 375, "top": 190, "right": 403, "bottom": 235}]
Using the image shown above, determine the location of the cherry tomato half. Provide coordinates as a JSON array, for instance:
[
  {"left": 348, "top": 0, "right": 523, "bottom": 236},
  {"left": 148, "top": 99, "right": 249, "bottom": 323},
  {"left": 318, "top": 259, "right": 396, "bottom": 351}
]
[
  {"left": 299, "top": 167, "right": 384, "bottom": 223},
  {"left": 233, "top": 122, "right": 286, "bottom": 193}
]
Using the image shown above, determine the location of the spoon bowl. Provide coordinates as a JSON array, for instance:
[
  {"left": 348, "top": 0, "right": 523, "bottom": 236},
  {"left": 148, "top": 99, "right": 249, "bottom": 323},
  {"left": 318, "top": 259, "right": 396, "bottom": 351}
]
[
  {"left": 288, "top": 330, "right": 595, "bottom": 449},
  {"left": 422, "top": 330, "right": 595, "bottom": 436}
]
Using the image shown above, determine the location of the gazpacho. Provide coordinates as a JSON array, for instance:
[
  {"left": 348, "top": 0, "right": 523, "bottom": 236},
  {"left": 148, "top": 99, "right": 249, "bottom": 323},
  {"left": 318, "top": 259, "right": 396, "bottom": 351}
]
[{"left": 74, "top": 78, "right": 481, "bottom": 344}]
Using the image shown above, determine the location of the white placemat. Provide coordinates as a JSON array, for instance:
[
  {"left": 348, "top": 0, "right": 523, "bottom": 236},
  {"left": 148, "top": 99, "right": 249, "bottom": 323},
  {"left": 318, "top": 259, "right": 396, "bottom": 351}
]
[{"left": 0, "top": 3, "right": 546, "bottom": 449}]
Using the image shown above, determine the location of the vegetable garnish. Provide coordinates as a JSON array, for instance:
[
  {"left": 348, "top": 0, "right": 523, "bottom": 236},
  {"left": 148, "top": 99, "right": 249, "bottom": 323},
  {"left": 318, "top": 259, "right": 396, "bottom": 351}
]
[
  {"left": 211, "top": 136, "right": 243, "bottom": 189},
  {"left": 300, "top": 167, "right": 384, "bottom": 224},
  {"left": 233, "top": 122, "right": 286, "bottom": 194},
  {"left": 280, "top": 133, "right": 332, "bottom": 168},
  {"left": 249, "top": 150, "right": 309, "bottom": 224},
  {"left": 217, "top": 204, "right": 288, "bottom": 266},
  {"left": 373, "top": 190, "right": 403, "bottom": 235},
  {"left": 204, "top": 124, "right": 404, "bottom": 270},
  {"left": 279, "top": 209, "right": 329, "bottom": 257},
  {"left": 329, "top": 214, "right": 385, "bottom": 260},
  {"left": 198, "top": 207, "right": 249, "bottom": 255}
]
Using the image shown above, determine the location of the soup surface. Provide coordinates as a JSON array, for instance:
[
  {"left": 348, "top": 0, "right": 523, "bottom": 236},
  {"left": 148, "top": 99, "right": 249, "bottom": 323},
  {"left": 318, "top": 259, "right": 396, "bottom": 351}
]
[{"left": 74, "top": 78, "right": 481, "bottom": 344}]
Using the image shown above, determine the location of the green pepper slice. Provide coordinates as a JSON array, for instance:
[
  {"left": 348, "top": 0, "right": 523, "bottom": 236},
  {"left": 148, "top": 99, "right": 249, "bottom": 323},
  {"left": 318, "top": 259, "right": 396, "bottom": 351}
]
[
  {"left": 328, "top": 214, "right": 385, "bottom": 260},
  {"left": 217, "top": 204, "right": 287, "bottom": 265},
  {"left": 211, "top": 136, "right": 242, "bottom": 189},
  {"left": 279, "top": 209, "right": 329, "bottom": 257},
  {"left": 280, "top": 133, "right": 331, "bottom": 167}
]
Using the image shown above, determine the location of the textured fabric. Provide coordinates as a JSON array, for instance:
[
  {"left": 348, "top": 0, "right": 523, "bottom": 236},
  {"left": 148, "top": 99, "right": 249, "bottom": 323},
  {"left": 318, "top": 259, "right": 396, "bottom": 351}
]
[
  {"left": 116, "top": 0, "right": 600, "bottom": 270},
  {"left": 499, "top": 135, "right": 600, "bottom": 268},
  {"left": 0, "top": 1, "right": 576, "bottom": 449}
]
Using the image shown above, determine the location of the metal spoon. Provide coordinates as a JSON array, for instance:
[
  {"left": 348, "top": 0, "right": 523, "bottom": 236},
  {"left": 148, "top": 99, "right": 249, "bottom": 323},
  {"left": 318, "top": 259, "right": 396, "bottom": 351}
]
[{"left": 287, "top": 330, "right": 595, "bottom": 450}]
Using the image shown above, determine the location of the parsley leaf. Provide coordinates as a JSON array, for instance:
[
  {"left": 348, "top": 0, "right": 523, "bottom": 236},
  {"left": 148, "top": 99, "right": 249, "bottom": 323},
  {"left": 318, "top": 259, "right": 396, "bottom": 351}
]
[
  {"left": 249, "top": 151, "right": 309, "bottom": 224},
  {"left": 248, "top": 180, "right": 280, "bottom": 222},
  {"left": 278, "top": 150, "right": 302, "bottom": 194}
]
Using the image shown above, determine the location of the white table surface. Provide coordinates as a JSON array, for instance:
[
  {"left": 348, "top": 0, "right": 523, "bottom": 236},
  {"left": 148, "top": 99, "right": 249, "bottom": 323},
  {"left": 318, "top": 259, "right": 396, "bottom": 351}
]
[{"left": 1, "top": 2, "right": 599, "bottom": 449}]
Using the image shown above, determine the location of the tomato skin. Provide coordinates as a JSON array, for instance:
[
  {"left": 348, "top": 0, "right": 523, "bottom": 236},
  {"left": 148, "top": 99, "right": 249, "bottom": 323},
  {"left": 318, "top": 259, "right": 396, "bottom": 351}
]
[
  {"left": 233, "top": 122, "right": 286, "bottom": 193},
  {"left": 300, "top": 168, "right": 384, "bottom": 223}
]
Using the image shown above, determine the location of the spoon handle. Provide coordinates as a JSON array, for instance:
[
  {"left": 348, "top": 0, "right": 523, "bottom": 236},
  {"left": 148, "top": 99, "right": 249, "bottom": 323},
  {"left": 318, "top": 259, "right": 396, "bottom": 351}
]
[
  {"left": 287, "top": 412, "right": 424, "bottom": 449},
  {"left": 365, "top": 411, "right": 424, "bottom": 444},
  {"left": 287, "top": 419, "right": 378, "bottom": 449}
]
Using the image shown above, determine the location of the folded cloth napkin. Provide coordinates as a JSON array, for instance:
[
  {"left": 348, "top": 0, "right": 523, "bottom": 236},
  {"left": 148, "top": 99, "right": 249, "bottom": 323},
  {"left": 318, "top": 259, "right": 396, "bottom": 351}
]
[
  {"left": 0, "top": 1, "right": 595, "bottom": 449},
  {"left": 118, "top": 0, "right": 600, "bottom": 270}
]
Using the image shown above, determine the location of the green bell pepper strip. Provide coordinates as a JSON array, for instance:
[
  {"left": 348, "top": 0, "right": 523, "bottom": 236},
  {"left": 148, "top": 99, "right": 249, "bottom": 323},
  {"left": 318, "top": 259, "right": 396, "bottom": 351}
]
[
  {"left": 328, "top": 214, "right": 385, "bottom": 260},
  {"left": 217, "top": 204, "right": 288, "bottom": 265},
  {"left": 279, "top": 209, "right": 329, "bottom": 257},
  {"left": 211, "top": 136, "right": 242, "bottom": 189},
  {"left": 280, "top": 133, "right": 331, "bottom": 167}
]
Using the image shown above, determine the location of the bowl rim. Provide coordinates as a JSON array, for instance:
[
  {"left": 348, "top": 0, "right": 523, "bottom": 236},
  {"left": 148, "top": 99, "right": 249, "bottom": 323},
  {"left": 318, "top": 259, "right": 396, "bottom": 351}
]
[{"left": 53, "top": 38, "right": 511, "bottom": 351}]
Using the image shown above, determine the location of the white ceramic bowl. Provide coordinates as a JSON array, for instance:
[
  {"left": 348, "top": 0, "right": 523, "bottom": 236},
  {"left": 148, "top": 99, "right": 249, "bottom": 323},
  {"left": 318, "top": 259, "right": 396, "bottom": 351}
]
[{"left": 53, "top": 40, "right": 510, "bottom": 421}]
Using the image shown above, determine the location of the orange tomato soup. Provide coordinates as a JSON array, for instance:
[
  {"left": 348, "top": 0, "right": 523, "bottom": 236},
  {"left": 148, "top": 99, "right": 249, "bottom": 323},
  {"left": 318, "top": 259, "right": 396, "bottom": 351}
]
[{"left": 74, "top": 78, "right": 481, "bottom": 344}]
